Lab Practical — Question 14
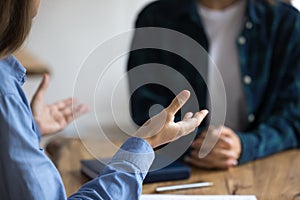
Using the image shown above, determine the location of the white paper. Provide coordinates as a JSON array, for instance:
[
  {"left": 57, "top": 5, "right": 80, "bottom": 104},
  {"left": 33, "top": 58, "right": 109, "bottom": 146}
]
[{"left": 141, "top": 195, "right": 257, "bottom": 200}]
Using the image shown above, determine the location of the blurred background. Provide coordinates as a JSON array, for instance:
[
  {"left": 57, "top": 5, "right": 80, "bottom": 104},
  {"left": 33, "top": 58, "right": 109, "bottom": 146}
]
[
  {"left": 23, "top": 0, "right": 154, "bottom": 144},
  {"left": 21, "top": 0, "right": 300, "bottom": 144}
]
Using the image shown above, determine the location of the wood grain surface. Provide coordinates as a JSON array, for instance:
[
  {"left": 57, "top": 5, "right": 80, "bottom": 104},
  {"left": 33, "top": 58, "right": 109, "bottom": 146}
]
[{"left": 46, "top": 137, "right": 300, "bottom": 199}]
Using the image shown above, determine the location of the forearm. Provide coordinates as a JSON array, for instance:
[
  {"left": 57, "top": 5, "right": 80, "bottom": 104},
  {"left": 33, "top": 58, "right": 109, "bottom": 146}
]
[
  {"left": 69, "top": 138, "right": 154, "bottom": 200},
  {"left": 237, "top": 114, "right": 300, "bottom": 164}
]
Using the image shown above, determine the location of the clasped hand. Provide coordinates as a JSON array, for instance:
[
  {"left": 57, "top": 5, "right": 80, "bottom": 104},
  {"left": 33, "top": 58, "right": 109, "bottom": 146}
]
[{"left": 185, "top": 126, "right": 242, "bottom": 169}]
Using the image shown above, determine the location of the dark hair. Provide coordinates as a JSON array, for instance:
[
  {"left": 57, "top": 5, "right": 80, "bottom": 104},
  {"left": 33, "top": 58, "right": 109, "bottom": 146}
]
[{"left": 0, "top": 0, "right": 33, "bottom": 59}]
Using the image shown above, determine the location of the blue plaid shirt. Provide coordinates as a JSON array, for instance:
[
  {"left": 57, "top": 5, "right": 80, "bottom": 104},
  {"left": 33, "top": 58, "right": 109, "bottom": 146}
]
[{"left": 127, "top": 0, "right": 300, "bottom": 164}]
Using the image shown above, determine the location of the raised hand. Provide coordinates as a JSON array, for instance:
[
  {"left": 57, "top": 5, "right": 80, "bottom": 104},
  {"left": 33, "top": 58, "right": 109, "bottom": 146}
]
[
  {"left": 31, "top": 74, "right": 89, "bottom": 136},
  {"left": 136, "top": 90, "right": 209, "bottom": 148}
]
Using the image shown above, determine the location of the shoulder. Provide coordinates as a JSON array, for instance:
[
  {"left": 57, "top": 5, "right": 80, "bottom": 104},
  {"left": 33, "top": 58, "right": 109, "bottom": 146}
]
[
  {"left": 273, "top": 2, "right": 300, "bottom": 37},
  {"left": 139, "top": 0, "right": 181, "bottom": 14},
  {"left": 262, "top": 1, "right": 300, "bottom": 23},
  {"left": 274, "top": 2, "right": 299, "bottom": 21},
  {"left": 135, "top": 0, "right": 184, "bottom": 26},
  {"left": 256, "top": 1, "right": 300, "bottom": 39},
  {"left": 0, "top": 57, "right": 19, "bottom": 96}
]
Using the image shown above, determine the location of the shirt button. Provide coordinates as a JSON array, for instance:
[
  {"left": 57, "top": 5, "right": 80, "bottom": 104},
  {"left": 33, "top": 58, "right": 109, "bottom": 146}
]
[
  {"left": 238, "top": 36, "right": 246, "bottom": 45},
  {"left": 244, "top": 75, "right": 252, "bottom": 85},
  {"left": 248, "top": 114, "right": 255, "bottom": 123},
  {"left": 246, "top": 21, "right": 253, "bottom": 29}
]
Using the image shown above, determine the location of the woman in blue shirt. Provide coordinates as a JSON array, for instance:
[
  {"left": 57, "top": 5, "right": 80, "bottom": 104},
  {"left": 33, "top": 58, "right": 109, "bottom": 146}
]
[{"left": 0, "top": 0, "right": 208, "bottom": 199}]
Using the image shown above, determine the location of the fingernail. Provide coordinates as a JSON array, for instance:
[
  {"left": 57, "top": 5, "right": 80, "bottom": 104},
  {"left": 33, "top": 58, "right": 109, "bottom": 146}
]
[
  {"left": 179, "top": 90, "right": 190, "bottom": 100},
  {"left": 202, "top": 110, "right": 209, "bottom": 115},
  {"left": 182, "top": 90, "right": 190, "bottom": 96}
]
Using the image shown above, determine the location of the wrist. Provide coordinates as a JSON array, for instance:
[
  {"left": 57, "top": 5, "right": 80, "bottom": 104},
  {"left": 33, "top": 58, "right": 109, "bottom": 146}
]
[
  {"left": 234, "top": 134, "right": 242, "bottom": 158},
  {"left": 145, "top": 137, "right": 156, "bottom": 149}
]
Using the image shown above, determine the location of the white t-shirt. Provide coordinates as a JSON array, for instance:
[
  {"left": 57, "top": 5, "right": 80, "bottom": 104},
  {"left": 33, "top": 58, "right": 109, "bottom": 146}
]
[{"left": 199, "top": 0, "right": 247, "bottom": 131}]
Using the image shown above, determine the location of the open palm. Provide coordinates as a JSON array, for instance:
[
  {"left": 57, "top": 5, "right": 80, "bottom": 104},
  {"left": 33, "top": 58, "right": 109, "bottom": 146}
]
[
  {"left": 31, "top": 74, "right": 88, "bottom": 136},
  {"left": 136, "top": 90, "right": 208, "bottom": 148}
]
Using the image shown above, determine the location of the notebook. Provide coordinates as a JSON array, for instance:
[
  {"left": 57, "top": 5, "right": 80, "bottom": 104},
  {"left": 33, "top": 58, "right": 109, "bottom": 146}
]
[{"left": 81, "top": 156, "right": 191, "bottom": 184}]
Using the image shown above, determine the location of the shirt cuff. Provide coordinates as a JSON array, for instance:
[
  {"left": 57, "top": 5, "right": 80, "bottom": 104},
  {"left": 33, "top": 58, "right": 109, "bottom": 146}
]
[
  {"left": 236, "top": 132, "right": 260, "bottom": 164},
  {"left": 110, "top": 137, "right": 155, "bottom": 174}
]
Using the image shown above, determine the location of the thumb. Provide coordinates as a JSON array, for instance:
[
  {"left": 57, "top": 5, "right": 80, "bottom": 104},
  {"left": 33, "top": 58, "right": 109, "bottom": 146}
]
[
  {"left": 32, "top": 74, "right": 50, "bottom": 101},
  {"left": 165, "top": 90, "right": 190, "bottom": 116}
]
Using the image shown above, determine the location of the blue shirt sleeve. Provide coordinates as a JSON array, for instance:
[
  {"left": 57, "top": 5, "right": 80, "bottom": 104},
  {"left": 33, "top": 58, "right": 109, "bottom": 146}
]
[
  {"left": 0, "top": 92, "right": 155, "bottom": 200},
  {"left": 0, "top": 55, "right": 155, "bottom": 200},
  {"left": 0, "top": 93, "right": 67, "bottom": 200},
  {"left": 68, "top": 137, "right": 154, "bottom": 200}
]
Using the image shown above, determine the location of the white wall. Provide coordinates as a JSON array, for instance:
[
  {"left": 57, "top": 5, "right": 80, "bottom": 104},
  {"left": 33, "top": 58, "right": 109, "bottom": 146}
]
[
  {"left": 293, "top": 0, "right": 300, "bottom": 10},
  {"left": 23, "top": 0, "right": 154, "bottom": 140},
  {"left": 22, "top": 0, "right": 300, "bottom": 142}
]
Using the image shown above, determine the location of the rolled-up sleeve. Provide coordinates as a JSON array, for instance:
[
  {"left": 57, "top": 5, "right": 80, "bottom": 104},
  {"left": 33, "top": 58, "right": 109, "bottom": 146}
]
[{"left": 69, "top": 137, "right": 154, "bottom": 200}]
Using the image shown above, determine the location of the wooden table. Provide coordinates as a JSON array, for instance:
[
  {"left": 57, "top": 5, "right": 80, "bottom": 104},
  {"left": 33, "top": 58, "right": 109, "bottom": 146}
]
[{"left": 46, "top": 137, "right": 300, "bottom": 200}]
